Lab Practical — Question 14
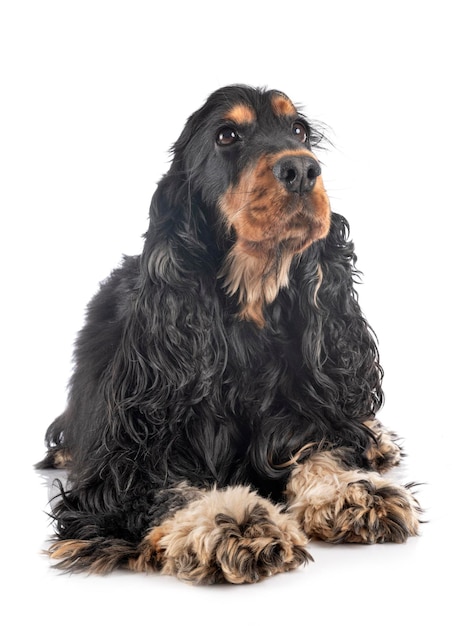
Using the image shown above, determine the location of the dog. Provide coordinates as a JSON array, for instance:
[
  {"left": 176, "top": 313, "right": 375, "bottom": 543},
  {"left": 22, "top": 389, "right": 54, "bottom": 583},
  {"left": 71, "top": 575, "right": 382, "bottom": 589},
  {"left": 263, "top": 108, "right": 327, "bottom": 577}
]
[{"left": 37, "top": 85, "right": 421, "bottom": 584}]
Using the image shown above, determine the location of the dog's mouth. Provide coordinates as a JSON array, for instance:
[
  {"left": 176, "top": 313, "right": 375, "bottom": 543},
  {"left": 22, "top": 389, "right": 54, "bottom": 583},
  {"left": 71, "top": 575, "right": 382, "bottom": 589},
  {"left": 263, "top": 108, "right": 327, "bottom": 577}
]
[
  {"left": 219, "top": 150, "right": 331, "bottom": 251},
  {"left": 218, "top": 150, "right": 331, "bottom": 327}
]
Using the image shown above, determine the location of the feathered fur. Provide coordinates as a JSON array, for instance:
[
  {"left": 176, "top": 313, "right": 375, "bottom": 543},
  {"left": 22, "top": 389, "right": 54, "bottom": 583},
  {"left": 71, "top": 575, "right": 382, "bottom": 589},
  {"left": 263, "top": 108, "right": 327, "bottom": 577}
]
[{"left": 37, "top": 85, "right": 420, "bottom": 582}]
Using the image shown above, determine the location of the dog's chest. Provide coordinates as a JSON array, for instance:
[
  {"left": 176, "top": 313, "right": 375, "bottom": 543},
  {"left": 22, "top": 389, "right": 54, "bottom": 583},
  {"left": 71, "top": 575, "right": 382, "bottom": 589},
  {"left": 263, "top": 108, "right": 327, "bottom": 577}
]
[{"left": 224, "top": 325, "right": 295, "bottom": 411}]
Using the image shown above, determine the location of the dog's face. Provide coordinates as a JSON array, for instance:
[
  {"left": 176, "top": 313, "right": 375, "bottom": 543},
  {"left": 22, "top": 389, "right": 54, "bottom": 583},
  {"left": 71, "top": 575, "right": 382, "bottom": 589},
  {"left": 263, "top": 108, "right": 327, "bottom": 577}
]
[
  {"left": 171, "top": 85, "right": 332, "bottom": 325},
  {"left": 178, "top": 85, "right": 331, "bottom": 254}
]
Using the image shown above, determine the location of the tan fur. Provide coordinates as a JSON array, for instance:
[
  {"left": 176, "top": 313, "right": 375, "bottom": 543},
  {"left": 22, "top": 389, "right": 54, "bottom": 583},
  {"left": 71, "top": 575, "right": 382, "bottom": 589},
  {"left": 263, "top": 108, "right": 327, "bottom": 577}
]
[
  {"left": 218, "top": 150, "right": 331, "bottom": 325},
  {"left": 135, "top": 485, "right": 310, "bottom": 584},
  {"left": 363, "top": 418, "right": 402, "bottom": 471},
  {"left": 224, "top": 103, "right": 256, "bottom": 126},
  {"left": 271, "top": 93, "right": 298, "bottom": 117},
  {"left": 53, "top": 449, "right": 72, "bottom": 469},
  {"left": 49, "top": 539, "right": 92, "bottom": 561},
  {"left": 285, "top": 451, "right": 420, "bottom": 544},
  {"left": 313, "top": 263, "right": 323, "bottom": 308},
  {"left": 219, "top": 239, "right": 298, "bottom": 326}
]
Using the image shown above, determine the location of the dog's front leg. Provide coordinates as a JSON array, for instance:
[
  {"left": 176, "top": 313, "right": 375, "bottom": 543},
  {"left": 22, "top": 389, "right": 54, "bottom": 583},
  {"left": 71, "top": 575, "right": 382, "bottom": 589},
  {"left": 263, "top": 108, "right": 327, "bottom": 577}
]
[
  {"left": 285, "top": 450, "right": 421, "bottom": 544},
  {"left": 132, "top": 484, "right": 311, "bottom": 584}
]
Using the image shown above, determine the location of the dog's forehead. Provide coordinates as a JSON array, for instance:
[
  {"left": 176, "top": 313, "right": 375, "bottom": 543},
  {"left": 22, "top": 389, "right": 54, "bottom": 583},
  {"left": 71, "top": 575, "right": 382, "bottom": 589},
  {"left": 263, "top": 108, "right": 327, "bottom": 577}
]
[{"left": 222, "top": 90, "right": 298, "bottom": 125}]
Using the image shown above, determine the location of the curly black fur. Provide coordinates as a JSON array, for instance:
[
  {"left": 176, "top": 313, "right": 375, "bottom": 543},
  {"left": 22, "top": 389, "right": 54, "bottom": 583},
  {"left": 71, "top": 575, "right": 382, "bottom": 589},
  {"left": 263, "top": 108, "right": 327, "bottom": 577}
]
[{"left": 37, "top": 85, "right": 390, "bottom": 573}]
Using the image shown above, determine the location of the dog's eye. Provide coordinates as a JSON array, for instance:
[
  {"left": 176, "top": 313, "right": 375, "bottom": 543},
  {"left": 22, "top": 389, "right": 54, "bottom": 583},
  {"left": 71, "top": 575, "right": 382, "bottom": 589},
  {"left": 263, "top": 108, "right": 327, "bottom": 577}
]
[
  {"left": 292, "top": 121, "right": 308, "bottom": 143},
  {"left": 216, "top": 126, "right": 240, "bottom": 146}
]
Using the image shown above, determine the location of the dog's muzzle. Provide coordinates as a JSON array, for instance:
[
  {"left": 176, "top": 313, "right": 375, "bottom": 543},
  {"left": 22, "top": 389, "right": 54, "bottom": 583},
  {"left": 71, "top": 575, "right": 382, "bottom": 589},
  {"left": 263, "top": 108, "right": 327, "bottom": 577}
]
[{"left": 272, "top": 155, "right": 321, "bottom": 195}]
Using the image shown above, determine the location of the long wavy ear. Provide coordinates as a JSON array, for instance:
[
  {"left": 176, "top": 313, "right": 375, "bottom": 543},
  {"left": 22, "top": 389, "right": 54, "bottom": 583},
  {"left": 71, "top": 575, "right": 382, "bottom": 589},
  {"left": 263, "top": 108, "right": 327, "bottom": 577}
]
[
  {"left": 247, "top": 214, "right": 383, "bottom": 480},
  {"left": 318, "top": 210, "right": 383, "bottom": 420},
  {"left": 102, "top": 166, "right": 227, "bottom": 478},
  {"left": 296, "top": 211, "right": 384, "bottom": 424}
]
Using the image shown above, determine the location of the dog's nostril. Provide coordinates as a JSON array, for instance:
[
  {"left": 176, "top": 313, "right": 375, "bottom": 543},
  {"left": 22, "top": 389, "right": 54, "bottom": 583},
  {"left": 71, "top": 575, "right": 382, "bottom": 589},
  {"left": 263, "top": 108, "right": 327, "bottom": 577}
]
[
  {"left": 273, "top": 162, "right": 299, "bottom": 188},
  {"left": 273, "top": 156, "right": 320, "bottom": 195},
  {"left": 285, "top": 168, "right": 297, "bottom": 184},
  {"left": 307, "top": 165, "right": 318, "bottom": 181}
]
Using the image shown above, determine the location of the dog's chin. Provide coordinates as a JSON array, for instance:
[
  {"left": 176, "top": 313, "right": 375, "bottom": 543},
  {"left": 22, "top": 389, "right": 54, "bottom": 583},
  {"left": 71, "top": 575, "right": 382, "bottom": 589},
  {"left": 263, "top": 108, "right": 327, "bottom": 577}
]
[
  {"left": 220, "top": 208, "right": 331, "bottom": 327},
  {"left": 220, "top": 174, "right": 331, "bottom": 256},
  {"left": 241, "top": 212, "right": 330, "bottom": 252},
  {"left": 235, "top": 197, "right": 331, "bottom": 257}
]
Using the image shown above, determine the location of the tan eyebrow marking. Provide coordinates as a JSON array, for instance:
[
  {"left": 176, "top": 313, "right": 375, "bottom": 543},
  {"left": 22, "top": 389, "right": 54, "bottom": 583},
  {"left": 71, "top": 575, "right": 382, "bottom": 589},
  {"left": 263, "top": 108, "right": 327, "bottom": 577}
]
[
  {"left": 224, "top": 103, "right": 256, "bottom": 125},
  {"left": 271, "top": 94, "right": 297, "bottom": 117}
]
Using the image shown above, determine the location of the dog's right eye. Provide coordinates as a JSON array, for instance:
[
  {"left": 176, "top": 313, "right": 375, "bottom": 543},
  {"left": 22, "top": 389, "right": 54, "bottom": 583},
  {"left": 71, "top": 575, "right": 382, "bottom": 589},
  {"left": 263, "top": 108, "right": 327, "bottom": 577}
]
[{"left": 216, "top": 126, "right": 240, "bottom": 146}]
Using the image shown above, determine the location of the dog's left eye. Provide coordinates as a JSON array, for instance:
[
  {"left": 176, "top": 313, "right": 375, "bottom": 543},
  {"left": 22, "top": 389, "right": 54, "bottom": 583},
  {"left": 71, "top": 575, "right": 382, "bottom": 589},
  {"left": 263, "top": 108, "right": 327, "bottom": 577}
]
[
  {"left": 292, "top": 121, "right": 308, "bottom": 143},
  {"left": 216, "top": 126, "right": 240, "bottom": 146}
]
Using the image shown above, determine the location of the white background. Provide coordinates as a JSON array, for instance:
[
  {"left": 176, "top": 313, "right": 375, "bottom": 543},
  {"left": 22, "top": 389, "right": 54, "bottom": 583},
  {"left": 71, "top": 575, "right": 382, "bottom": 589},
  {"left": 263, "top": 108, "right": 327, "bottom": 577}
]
[{"left": 1, "top": 1, "right": 450, "bottom": 623}]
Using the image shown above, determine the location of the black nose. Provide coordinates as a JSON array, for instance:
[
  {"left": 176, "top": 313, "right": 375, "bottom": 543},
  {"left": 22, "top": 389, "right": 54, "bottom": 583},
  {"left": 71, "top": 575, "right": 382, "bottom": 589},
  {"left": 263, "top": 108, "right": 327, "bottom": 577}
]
[{"left": 273, "top": 155, "right": 321, "bottom": 195}]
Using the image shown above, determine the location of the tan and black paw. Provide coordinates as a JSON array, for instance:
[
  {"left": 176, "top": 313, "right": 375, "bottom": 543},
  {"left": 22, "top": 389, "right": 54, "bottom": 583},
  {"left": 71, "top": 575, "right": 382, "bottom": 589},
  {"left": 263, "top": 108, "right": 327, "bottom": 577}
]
[
  {"left": 141, "top": 486, "right": 311, "bottom": 584},
  {"left": 210, "top": 504, "right": 311, "bottom": 583},
  {"left": 286, "top": 450, "right": 422, "bottom": 546},
  {"left": 304, "top": 479, "right": 421, "bottom": 544},
  {"left": 363, "top": 419, "right": 402, "bottom": 472}
]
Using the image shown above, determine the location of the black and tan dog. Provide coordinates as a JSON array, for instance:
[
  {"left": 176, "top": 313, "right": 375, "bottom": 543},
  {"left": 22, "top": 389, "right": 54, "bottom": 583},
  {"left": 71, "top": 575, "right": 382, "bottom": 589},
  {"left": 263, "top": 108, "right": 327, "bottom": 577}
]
[{"left": 37, "top": 85, "right": 421, "bottom": 584}]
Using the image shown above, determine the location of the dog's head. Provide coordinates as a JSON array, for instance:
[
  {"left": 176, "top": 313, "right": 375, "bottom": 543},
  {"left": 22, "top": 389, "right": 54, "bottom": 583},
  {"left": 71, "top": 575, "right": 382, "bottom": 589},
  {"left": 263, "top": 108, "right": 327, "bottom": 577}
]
[{"left": 159, "top": 85, "right": 331, "bottom": 325}]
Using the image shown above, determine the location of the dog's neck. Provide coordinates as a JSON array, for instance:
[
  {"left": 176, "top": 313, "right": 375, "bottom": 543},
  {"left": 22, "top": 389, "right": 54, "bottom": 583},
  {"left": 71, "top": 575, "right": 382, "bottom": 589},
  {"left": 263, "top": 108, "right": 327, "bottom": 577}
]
[{"left": 219, "top": 237, "right": 308, "bottom": 327}]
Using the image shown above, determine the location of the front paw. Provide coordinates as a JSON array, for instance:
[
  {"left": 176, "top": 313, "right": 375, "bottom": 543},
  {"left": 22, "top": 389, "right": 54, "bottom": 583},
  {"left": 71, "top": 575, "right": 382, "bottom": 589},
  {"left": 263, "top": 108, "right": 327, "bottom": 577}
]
[
  {"left": 304, "top": 479, "right": 421, "bottom": 544},
  {"left": 286, "top": 451, "right": 422, "bottom": 545},
  {"left": 363, "top": 419, "right": 402, "bottom": 472},
  {"left": 143, "top": 486, "right": 311, "bottom": 584},
  {"left": 210, "top": 505, "right": 311, "bottom": 583}
]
